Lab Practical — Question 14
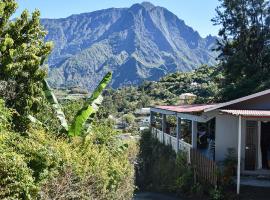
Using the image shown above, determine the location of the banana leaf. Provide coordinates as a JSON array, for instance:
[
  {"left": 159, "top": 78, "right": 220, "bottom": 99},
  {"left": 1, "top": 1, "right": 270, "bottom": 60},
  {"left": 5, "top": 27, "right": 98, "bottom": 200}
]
[
  {"left": 43, "top": 80, "right": 69, "bottom": 131},
  {"left": 68, "top": 72, "right": 112, "bottom": 137}
]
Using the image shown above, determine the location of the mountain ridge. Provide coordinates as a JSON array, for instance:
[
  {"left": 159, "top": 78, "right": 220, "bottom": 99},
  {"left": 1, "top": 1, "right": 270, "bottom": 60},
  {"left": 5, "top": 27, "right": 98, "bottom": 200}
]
[{"left": 42, "top": 2, "right": 218, "bottom": 91}]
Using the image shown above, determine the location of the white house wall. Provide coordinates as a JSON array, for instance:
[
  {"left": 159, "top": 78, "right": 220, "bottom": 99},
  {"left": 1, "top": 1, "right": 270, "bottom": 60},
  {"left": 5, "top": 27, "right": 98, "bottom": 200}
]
[
  {"left": 215, "top": 114, "right": 265, "bottom": 171},
  {"left": 215, "top": 114, "right": 239, "bottom": 162}
]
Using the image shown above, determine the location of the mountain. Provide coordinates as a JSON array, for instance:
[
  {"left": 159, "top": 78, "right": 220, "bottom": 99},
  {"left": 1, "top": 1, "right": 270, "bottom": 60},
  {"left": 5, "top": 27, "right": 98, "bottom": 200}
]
[{"left": 42, "top": 2, "right": 218, "bottom": 91}]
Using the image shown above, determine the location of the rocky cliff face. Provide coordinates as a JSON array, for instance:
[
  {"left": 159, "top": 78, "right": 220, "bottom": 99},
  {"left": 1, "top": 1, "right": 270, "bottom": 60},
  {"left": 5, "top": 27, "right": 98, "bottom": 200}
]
[{"left": 42, "top": 2, "right": 218, "bottom": 91}]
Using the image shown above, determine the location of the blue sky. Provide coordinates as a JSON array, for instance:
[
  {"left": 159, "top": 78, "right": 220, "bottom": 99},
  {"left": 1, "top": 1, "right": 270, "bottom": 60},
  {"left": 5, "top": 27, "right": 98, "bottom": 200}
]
[{"left": 15, "top": 0, "right": 220, "bottom": 37}]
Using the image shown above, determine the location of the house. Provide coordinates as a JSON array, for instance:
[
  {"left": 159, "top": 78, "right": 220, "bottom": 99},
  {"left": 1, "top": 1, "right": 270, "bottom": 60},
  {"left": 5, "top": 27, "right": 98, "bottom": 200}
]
[{"left": 150, "top": 89, "right": 270, "bottom": 194}]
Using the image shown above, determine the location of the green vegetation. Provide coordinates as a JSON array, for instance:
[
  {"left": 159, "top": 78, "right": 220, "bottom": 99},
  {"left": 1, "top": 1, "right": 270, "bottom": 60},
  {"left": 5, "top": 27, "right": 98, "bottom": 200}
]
[
  {"left": 137, "top": 131, "right": 205, "bottom": 197},
  {"left": 137, "top": 131, "right": 240, "bottom": 200},
  {"left": 68, "top": 72, "right": 112, "bottom": 136},
  {"left": 1, "top": 0, "right": 270, "bottom": 199},
  {"left": 0, "top": 1, "right": 137, "bottom": 199},
  {"left": 101, "top": 65, "right": 221, "bottom": 116},
  {"left": 0, "top": 1, "right": 53, "bottom": 131},
  {"left": 213, "top": 0, "right": 270, "bottom": 101},
  {"left": 0, "top": 105, "right": 137, "bottom": 199},
  {"left": 43, "top": 80, "right": 69, "bottom": 131}
]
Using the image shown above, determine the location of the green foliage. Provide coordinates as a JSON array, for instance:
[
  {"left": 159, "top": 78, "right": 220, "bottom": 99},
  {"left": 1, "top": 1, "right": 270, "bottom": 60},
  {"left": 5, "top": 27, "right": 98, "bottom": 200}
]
[
  {"left": 61, "top": 99, "right": 84, "bottom": 124},
  {"left": 137, "top": 131, "right": 235, "bottom": 199},
  {"left": 43, "top": 80, "right": 68, "bottom": 131},
  {"left": 0, "top": 151, "right": 37, "bottom": 199},
  {"left": 42, "top": 122, "right": 137, "bottom": 200},
  {"left": 137, "top": 130, "right": 196, "bottom": 195},
  {"left": 0, "top": 0, "right": 53, "bottom": 131},
  {"left": 0, "top": 100, "right": 137, "bottom": 199},
  {"left": 0, "top": 1, "right": 134, "bottom": 199},
  {"left": 221, "top": 148, "right": 237, "bottom": 187},
  {"left": 0, "top": 99, "right": 12, "bottom": 131},
  {"left": 174, "top": 153, "right": 194, "bottom": 193},
  {"left": 123, "top": 113, "right": 136, "bottom": 124},
  {"left": 68, "top": 72, "right": 112, "bottom": 136},
  {"left": 158, "top": 65, "right": 221, "bottom": 103},
  {"left": 213, "top": 0, "right": 270, "bottom": 101},
  {"left": 101, "top": 87, "right": 143, "bottom": 115},
  {"left": 209, "top": 187, "right": 225, "bottom": 200},
  {"left": 102, "top": 65, "right": 221, "bottom": 117}
]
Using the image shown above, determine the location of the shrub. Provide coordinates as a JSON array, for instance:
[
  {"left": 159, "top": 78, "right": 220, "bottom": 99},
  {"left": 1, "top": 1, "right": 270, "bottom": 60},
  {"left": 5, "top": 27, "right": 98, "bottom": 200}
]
[
  {"left": 137, "top": 130, "right": 195, "bottom": 195},
  {"left": 209, "top": 187, "right": 224, "bottom": 200},
  {"left": 0, "top": 151, "right": 37, "bottom": 199},
  {"left": 0, "top": 128, "right": 67, "bottom": 199},
  {"left": 221, "top": 148, "right": 237, "bottom": 188},
  {"left": 0, "top": 99, "right": 12, "bottom": 131},
  {"left": 175, "top": 166, "right": 193, "bottom": 193},
  {"left": 0, "top": 108, "right": 137, "bottom": 199}
]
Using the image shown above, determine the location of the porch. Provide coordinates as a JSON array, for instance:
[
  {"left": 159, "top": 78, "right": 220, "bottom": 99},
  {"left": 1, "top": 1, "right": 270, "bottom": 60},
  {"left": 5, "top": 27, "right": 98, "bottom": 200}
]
[
  {"left": 150, "top": 104, "right": 270, "bottom": 194},
  {"left": 150, "top": 104, "right": 219, "bottom": 186},
  {"left": 151, "top": 127, "right": 192, "bottom": 161},
  {"left": 150, "top": 104, "right": 216, "bottom": 161}
]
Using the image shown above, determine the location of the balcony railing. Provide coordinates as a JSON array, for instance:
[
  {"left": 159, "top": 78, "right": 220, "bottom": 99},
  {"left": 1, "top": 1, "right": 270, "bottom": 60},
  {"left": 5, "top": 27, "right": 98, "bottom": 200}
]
[{"left": 151, "top": 127, "right": 192, "bottom": 163}]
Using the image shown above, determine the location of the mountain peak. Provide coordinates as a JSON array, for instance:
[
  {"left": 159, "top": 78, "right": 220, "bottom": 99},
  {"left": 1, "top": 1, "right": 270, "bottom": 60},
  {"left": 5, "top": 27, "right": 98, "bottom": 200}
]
[
  {"left": 129, "top": 2, "right": 155, "bottom": 12},
  {"left": 140, "top": 2, "right": 155, "bottom": 10},
  {"left": 43, "top": 4, "right": 218, "bottom": 91}
]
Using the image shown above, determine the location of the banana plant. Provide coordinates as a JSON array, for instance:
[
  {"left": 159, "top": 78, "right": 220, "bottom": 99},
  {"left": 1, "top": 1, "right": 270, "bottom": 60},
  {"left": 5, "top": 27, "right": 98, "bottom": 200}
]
[
  {"left": 42, "top": 72, "right": 112, "bottom": 136},
  {"left": 68, "top": 72, "right": 112, "bottom": 137},
  {"left": 43, "top": 79, "right": 69, "bottom": 131}
]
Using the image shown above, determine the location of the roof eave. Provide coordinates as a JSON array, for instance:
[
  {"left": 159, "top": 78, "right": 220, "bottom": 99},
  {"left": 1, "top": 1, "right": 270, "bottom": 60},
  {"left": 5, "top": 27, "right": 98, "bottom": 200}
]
[{"left": 204, "top": 89, "right": 270, "bottom": 112}]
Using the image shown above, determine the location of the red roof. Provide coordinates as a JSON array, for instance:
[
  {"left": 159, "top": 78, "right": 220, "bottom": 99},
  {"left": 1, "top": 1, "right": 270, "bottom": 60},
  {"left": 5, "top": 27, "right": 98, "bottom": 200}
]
[{"left": 156, "top": 104, "right": 217, "bottom": 113}]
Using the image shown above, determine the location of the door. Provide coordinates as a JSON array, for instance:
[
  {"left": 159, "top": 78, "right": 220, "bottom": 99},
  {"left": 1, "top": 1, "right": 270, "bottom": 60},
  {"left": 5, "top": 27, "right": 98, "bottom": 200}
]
[
  {"left": 245, "top": 121, "right": 257, "bottom": 170},
  {"left": 260, "top": 122, "right": 270, "bottom": 169}
]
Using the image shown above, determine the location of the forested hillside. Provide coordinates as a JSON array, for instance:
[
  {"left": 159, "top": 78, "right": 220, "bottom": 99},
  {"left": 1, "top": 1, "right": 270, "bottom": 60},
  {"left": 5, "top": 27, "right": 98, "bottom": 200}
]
[{"left": 100, "top": 65, "right": 222, "bottom": 116}]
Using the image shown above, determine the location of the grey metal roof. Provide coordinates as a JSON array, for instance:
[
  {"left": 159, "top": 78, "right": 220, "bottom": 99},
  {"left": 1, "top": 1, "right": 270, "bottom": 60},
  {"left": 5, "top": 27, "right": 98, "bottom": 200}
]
[{"left": 220, "top": 109, "right": 270, "bottom": 117}]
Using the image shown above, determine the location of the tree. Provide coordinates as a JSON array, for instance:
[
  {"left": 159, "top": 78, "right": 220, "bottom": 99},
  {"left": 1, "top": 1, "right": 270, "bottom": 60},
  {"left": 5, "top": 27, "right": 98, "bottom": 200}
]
[
  {"left": 0, "top": 0, "right": 53, "bottom": 131},
  {"left": 213, "top": 0, "right": 270, "bottom": 101},
  {"left": 123, "top": 113, "right": 136, "bottom": 125}
]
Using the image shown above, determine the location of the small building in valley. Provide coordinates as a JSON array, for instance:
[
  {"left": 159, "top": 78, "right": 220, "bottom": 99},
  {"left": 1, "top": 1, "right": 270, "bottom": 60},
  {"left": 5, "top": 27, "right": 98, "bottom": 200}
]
[
  {"left": 135, "top": 107, "right": 151, "bottom": 130},
  {"left": 150, "top": 89, "right": 270, "bottom": 194}
]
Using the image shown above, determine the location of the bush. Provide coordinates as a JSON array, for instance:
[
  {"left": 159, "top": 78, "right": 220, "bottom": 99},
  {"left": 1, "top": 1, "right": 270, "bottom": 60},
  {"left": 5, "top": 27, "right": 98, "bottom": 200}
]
[
  {"left": 0, "top": 128, "right": 67, "bottom": 199},
  {"left": 137, "top": 131, "right": 195, "bottom": 195},
  {"left": 209, "top": 187, "right": 224, "bottom": 200},
  {"left": 222, "top": 148, "right": 237, "bottom": 187},
  {"left": 0, "top": 99, "right": 12, "bottom": 131},
  {"left": 0, "top": 151, "right": 37, "bottom": 199},
  {"left": 0, "top": 100, "right": 137, "bottom": 199}
]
